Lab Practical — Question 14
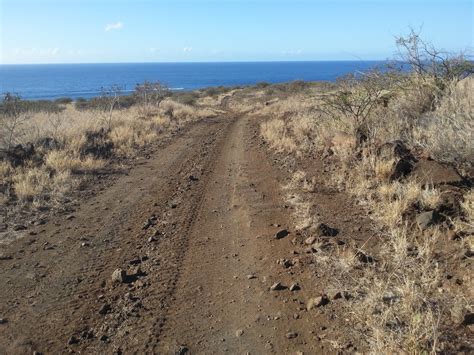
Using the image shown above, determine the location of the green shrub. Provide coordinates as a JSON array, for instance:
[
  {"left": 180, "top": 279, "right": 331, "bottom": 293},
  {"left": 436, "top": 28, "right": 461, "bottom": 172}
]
[
  {"left": 256, "top": 82, "right": 271, "bottom": 88},
  {"left": 54, "top": 97, "right": 73, "bottom": 104},
  {"left": 74, "top": 98, "right": 88, "bottom": 111},
  {"left": 173, "top": 92, "right": 200, "bottom": 105},
  {"left": 0, "top": 94, "right": 64, "bottom": 114}
]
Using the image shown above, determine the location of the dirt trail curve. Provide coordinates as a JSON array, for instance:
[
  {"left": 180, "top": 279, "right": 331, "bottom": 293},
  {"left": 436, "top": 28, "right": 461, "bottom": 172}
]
[{"left": 0, "top": 115, "right": 330, "bottom": 354}]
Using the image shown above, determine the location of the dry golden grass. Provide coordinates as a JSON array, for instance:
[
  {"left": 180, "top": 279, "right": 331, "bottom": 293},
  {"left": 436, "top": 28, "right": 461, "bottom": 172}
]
[
  {"left": 45, "top": 150, "right": 105, "bottom": 173},
  {"left": 461, "top": 190, "right": 474, "bottom": 222},
  {"left": 261, "top": 119, "right": 297, "bottom": 153},
  {"left": 257, "top": 73, "right": 473, "bottom": 353},
  {"left": 412, "top": 77, "right": 473, "bottom": 168},
  {"left": 12, "top": 167, "right": 50, "bottom": 201},
  {"left": 1, "top": 96, "right": 220, "bottom": 209},
  {"left": 0, "top": 161, "right": 13, "bottom": 180}
]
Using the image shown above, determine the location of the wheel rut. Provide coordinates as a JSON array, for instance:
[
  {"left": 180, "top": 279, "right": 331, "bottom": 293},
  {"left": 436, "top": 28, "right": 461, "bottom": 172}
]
[{"left": 0, "top": 114, "right": 328, "bottom": 355}]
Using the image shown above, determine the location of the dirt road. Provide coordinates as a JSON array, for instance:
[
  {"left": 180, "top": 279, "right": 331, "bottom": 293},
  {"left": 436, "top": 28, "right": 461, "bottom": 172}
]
[{"left": 0, "top": 115, "right": 335, "bottom": 354}]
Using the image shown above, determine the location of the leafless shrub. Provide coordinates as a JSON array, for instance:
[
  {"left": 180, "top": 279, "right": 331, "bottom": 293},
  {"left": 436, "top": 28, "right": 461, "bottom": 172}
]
[
  {"left": 134, "top": 81, "right": 170, "bottom": 118},
  {"left": 396, "top": 28, "right": 474, "bottom": 90},
  {"left": 0, "top": 93, "right": 30, "bottom": 150},
  {"left": 321, "top": 70, "right": 393, "bottom": 136},
  {"left": 97, "top": 85, "right": 122, "bottom": 130}
]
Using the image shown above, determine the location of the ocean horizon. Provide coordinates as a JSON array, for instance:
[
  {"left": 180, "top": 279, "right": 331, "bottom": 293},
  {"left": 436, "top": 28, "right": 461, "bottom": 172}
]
[{"left": 0, "top": 60, "right": 388, "bottom": 100}]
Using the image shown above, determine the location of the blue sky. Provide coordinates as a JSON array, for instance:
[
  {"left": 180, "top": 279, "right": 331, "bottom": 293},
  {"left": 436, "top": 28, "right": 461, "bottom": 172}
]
[{"left": 1, "top": 0, "right": 472, "bottom": 64}]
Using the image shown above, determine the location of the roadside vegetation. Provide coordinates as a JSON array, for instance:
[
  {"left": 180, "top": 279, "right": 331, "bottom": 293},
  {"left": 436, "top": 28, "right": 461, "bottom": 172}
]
[
  {"left": 1, "top": 30, "right": 472, "bottom": 353},
  {"left": 0, "top": 82, "right": 224, "bottom": 225},
  {"left": 253, "top": 31, "right": 473, "bottom": 353}
]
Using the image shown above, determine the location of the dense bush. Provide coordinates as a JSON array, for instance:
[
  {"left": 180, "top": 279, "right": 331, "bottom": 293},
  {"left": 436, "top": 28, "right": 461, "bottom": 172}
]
[
  {"left": 54, "top": 97, "right": 73, "bottom": 104},
  {"left": 0, "top": 95, "right": 64, "bottom": 114},
  {"left": 204, "top": 86, "right": 230, "bottom": 97},
  {"left": 173, "top": 91, "right": 200, "bottom": 106},
  {"left": 255, "top": 81, "right": 271, "bottom": 88}
]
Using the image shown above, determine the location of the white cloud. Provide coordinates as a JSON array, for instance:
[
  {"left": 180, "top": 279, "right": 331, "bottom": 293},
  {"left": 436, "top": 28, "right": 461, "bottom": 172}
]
[
  {"left": 105, "top": 22, "right": 123, "bottom": 32},
  {"left": 149, "top": 47, "right": 160, "bottom": 53},
  {"left": 282, "top": 49, "right": 303, "bottom": 56},
  {"left": 183, "top": 47, "right": 193, "bottom": 53},
  {"left": 14, "top": 48, "right": 59, "bottom": 56}
]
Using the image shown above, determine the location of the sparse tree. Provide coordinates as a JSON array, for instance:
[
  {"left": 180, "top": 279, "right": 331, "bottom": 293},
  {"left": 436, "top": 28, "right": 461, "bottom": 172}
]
[
  {"left": 395, "top": 28, "right": 474, "bottom": 90},
  {"left": 0, "top": 93, "right": 30, "bottom": 150},
  {"left": 321, "top": 70, "right": 392, "bottom": 136},
  {"left": 97, "top": 85, "right": 122, "bottom": 130},
  {"left": 134, "top": 81, "right": 170, "bottom": 117}
]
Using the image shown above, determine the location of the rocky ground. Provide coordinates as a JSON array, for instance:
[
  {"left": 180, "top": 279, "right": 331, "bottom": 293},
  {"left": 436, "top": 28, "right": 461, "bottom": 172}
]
[{"left": 0, "top": 102, "right": 471, "bottom": 353}]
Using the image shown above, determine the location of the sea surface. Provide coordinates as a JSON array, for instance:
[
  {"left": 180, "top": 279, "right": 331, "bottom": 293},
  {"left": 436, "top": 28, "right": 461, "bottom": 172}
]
[{"left": 0, "top": 61, "right": 386, "bottom": 100}]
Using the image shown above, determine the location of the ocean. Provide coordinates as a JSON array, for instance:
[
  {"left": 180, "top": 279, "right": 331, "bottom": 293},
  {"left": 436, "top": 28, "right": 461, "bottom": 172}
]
[{"left": 0, "top": 61, "right": 385, "bottom": 100}]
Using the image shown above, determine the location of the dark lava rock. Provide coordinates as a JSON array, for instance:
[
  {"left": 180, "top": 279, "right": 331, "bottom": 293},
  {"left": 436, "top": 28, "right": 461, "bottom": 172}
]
[
  {"left": 316, "top": 223, "right": 339, "bottom": 237},
  {"left": 416, "top": 210, "right": 442, "bottom": 230},
  {"left": 98, "top": 304, "right": 112, "bottom": 315},
  {"left": 356, "top": 251, "right": 376, "bottom": 263},
  {"left": 68, "top": 335, "right": 79, "bottom": 345},
  {"left": 377, "top": 140, "right": 416, "bottom": 180},
  {"left": 274, "top": 229, "right": 289, "bottom": 239},
  {"left": 0, "top": 254, "right": 13, "bottom": 261},
  {"left": 270, "top": 282, "right": 286, "bottom": 291},
  {"left": 411, "top": 159, "right": 463, "bottom": 186},
  {"left": 175, "top": 345, "right": 189, "bottom": 355},
  {"left": 307, "top": 295, "right": 330, "bottom": 310},
  {"left": 142, "top": 216, "right": 157, "bottom": 230},
  {"left": 81, "top": 129, "right": 114, "bottom": 159},
  {"left": 1, "top": 143, "right": 36, "bottom": 167}
]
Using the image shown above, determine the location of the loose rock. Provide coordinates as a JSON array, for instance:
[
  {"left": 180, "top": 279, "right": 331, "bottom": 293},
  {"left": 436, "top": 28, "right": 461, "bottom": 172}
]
[
  {"left": 286, "top": 332, "right": 298, "bottom": 339},
  {"left": 13, "top": 224, "right": 27, "bottom": 231},
  {"left": 289, "top": 283, "right": 300, "bottom": 291},
  {"left": 98, "top": 303, "right": 111, "bottom": 315},
  {"left": 0, "top": 254, "right": 13, "bottom": 261},
  {"left": 175, "top": 345, "right": 189, "bottom": 354},
  {"left": 376, "top": 140, "right": 415, "bottom": 180},
  {"left": 411, "top": 159, "right": 463, "bottom": 186},
  {"left": 356, "top": 251, "right": 375, "bottom": 264},
  {"left": 328, "top": 290, "right": 343, "bottom": 300},
  {"left": 277, "top": 258, "right": 293, "bottom": 268},
  {"left": 111, "top": 268, "right": 127, "bottom": 283},
  {"left": 142, "top": 216, "right": 157, "bottom": 230},
  {"left": 304, "top": 236, "right": 317, "bottom": 245},
  {"left": 270, "top": 282, "right": 286, "bottom": 291},
  {"left": 129, "top": 257, "right": 142, "bottom": 265},
  {"left": 307, "top": 295, "right": 330, "bottom": 310},
  {"left": 68, "top": 335, "right": 79, "bottom": 345},
  {"left": 275, "top": 229, "right": 289, "bottom": 239},
  {"left": 316, "top": 223, "right": 339, "bottom": 237},
  {"left": 416, "top": 210, "right": 441, "bottom": 230}
]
